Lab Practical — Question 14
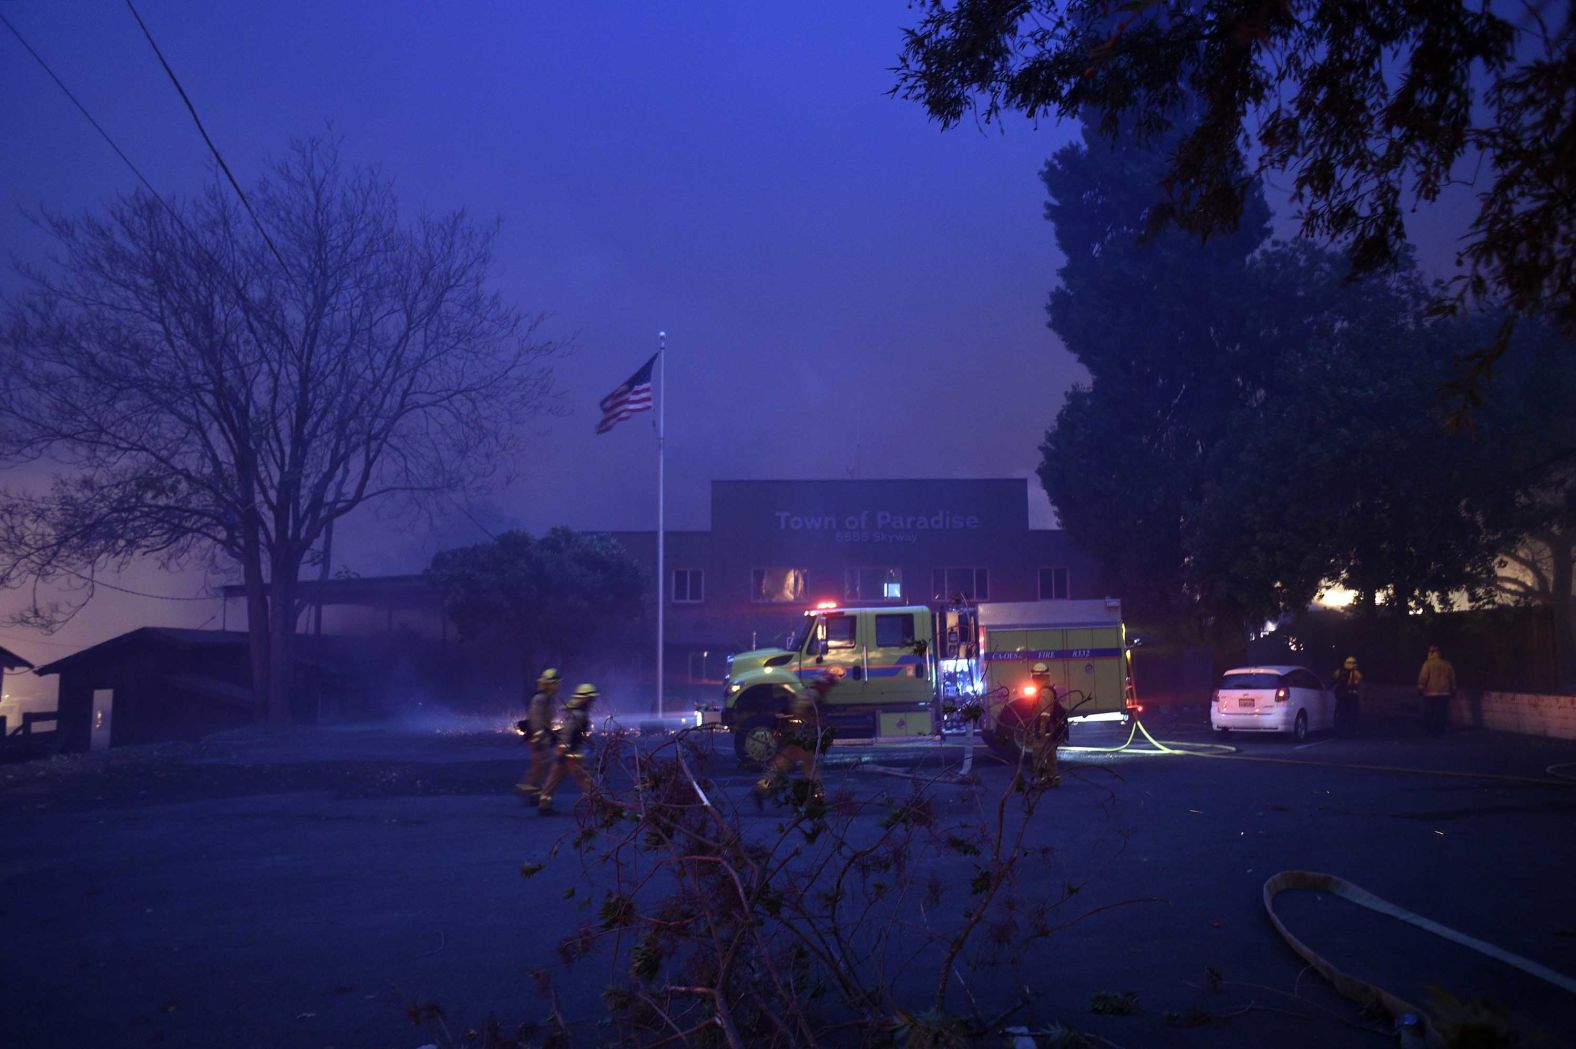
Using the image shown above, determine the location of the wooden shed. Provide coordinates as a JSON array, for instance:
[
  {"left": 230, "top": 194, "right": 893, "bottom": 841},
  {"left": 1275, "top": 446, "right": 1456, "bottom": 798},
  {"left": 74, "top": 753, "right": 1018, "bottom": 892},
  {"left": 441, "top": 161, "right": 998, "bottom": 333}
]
[{"left": 33, "top": 629, "right": 256, "bottom": 752}]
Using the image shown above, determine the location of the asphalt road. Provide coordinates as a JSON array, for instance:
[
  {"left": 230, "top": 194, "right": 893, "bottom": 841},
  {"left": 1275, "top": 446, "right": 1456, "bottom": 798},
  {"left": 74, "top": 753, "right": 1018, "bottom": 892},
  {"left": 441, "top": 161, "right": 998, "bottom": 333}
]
[{"left": 2, "top": 707, "right": 1574, "bottom": 1048}]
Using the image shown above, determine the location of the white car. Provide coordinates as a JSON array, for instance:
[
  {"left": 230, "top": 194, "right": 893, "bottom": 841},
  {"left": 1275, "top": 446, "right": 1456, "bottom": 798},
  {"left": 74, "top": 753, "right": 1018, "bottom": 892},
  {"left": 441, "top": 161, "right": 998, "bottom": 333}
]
[{"left": 1210, "top": 665, "right": 1334, "bottom": 742}]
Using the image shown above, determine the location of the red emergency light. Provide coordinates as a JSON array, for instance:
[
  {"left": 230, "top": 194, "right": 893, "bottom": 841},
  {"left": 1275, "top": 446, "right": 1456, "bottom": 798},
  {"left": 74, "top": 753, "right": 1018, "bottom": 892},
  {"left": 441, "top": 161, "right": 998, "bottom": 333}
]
[
  {"left": 1021, "top": 684, "right": 1039, "bottom": 698},
  {"left": 815, "top": 600, "right": 838, "bottom": 610}
]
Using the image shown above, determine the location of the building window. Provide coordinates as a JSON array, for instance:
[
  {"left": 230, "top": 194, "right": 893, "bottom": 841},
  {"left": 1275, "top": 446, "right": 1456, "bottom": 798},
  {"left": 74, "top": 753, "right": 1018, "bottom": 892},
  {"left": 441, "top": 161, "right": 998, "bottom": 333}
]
[
  {"left": 752, "top": 567, "right": 807, "bottom": 603},
  {"left": 845, "top": 567, "right": 902, "bottom": 602},
  {"left": 1039, "top": 567, "right": 1069, "bottom": 600},
  {"left": 672, "top": 568, "right": 703, "bottom": 604},
  {"left": 932, "top": 567, "right": 989, "bottom": 602}
]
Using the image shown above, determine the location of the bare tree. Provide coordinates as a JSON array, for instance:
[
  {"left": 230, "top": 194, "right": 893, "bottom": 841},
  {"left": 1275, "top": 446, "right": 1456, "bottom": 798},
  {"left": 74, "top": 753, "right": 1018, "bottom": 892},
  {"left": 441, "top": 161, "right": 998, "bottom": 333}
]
[{"left": 0, "top": 137, "right": 557, "bottom": 723}]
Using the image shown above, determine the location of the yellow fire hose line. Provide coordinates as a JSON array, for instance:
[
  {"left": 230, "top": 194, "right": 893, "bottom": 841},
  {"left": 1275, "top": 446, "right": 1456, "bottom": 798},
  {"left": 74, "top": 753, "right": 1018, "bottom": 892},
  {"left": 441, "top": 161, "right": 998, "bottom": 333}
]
[
  {"left": 1263, "top": 870, "right": 1576, "bottom": 1048},
  {"left": 1057, "top": 719, "right": 1141, "bottom": 754},
  {"left": 1060, "top": 718, "right": 1575, "bottom": 788}
]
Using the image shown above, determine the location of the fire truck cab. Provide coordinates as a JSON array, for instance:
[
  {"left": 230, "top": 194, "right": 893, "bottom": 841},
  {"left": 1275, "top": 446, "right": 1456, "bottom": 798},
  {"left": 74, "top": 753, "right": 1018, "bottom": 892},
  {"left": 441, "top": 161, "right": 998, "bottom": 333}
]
[{"left": 722, "top": 604, "right": 936, "bottom": 763}]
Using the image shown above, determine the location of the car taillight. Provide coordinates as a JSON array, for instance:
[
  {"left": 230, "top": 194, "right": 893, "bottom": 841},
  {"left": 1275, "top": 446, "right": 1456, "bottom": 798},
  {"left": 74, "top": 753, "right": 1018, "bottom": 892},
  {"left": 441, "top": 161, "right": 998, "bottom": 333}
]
[{"left": 1274, "top": 687, "right": 1289, "bottom": 702}]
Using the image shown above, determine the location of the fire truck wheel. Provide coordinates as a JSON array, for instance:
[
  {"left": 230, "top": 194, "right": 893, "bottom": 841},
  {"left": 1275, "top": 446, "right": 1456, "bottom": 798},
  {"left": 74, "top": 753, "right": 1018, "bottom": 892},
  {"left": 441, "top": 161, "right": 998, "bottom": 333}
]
[
  {"left": 735, "top": 717, "right": 780, "bottom": 767},
  {"left": 986, "top": 705, "right": 1034, "bottom": 762}
]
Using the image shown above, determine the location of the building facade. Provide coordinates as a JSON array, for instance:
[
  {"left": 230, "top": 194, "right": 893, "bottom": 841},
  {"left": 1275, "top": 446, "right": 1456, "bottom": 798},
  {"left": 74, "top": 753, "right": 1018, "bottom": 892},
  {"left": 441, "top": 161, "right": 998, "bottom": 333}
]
[
  {"left": 207, "top": 478, "right": 1104, "bottom": 712},
  {"left": 612, "top": 479, "right": 1103, "bottom": 702}
]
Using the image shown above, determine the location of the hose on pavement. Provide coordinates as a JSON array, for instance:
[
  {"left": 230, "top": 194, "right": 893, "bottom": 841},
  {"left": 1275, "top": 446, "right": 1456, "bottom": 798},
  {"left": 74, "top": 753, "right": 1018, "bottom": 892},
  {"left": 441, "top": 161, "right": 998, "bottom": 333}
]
[{"left": 1263, "top": 870, "right": 1576, "bottom": 1048}]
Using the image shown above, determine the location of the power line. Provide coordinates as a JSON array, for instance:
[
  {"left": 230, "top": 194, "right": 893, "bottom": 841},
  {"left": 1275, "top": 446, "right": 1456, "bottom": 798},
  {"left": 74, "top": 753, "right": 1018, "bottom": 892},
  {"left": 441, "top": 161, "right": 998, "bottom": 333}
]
[
  {"left": 47, "top": 566, "right": 222, "bottom": 602},
  {"left": 123, "top": 0, "right": 294, "bottom": 280},
  {"left": 0, "top": 10, "right": 170, "bottom": 207},
  {"left": 0, "top": 632, "right": 89, "bottom": 650},
  {"left": 456, "top": 502, "right": 502, "bottom": 542},
  {"left": 2, "top": 12, "right": 261, "bottom": 620}
]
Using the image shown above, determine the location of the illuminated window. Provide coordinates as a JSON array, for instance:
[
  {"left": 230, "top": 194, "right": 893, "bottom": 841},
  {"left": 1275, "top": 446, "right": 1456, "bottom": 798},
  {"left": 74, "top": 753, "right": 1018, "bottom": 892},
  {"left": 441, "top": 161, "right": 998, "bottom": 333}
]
[
  {"left": 932, "top": 567, "right": 988, "bottom": 602},
  {"left": 1038, "top": 567, "right": 1069, "bottom": 600},
  {"left": 844, "top": 567, "right": 902, "bottom": 602},
  {"left": 752, "top": 567, "right": 807, "bottom": 603},
  {"left": 671, "top": 568, "right": 703, "bottom": 604}
]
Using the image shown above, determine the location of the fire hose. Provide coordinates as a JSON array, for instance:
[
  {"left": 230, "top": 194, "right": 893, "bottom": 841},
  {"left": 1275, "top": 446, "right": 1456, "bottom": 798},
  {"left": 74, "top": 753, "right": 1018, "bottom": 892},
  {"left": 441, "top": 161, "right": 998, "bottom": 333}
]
[
  {"left": 1059, "top": 719, "right": 1576, "bottom": 1041},
  {"left": 1262, "top": 870, "right": 1576, "bottom": 1047}
]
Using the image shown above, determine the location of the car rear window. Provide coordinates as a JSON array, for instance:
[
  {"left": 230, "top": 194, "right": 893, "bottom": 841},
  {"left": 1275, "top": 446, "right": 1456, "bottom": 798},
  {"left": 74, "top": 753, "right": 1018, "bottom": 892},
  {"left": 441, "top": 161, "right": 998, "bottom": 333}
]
[{"left": 1219, "top": 672, "right": 1282, "bottom": 690}]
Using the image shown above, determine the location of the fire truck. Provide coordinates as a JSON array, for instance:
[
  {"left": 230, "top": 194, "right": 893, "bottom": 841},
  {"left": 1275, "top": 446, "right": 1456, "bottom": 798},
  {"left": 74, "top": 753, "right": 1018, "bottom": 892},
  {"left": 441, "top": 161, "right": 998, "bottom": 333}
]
[{"left": 720, "top": 598, "right": 1136, "bottom": 764}]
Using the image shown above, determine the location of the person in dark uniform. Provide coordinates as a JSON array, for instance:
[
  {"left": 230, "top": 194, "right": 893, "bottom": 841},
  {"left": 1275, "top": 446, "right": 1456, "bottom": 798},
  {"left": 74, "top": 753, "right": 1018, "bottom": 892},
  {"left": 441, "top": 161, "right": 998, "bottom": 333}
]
[
  {"left": 754, "top": 666, "right": 842, "bottom": 808},
  {"left": 1331, "top": 656, "right": 1362, "bottom": 738},
  {"left": 539, "top": 683, "right": 599, "bottom": 814},
  {"left": 516, "top": 668, "right": 561, "bottom": 798}
]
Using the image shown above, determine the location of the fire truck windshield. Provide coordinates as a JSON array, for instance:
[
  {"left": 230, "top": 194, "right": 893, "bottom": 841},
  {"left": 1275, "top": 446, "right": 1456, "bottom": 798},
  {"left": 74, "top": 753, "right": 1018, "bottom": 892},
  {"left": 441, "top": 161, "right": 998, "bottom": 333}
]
[{"left": 785, "top": 615, "right": 816, "bottom": 654}]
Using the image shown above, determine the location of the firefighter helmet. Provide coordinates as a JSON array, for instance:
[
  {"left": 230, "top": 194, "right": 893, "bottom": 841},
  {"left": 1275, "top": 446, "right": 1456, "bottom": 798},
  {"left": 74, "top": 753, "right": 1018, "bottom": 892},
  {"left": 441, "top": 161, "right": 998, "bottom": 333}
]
[
  {"left": 567, "top": 683, "right": 599, "bottom": 707},
  {"left": 1030, "top": 661, "right": 1051, "bottom": 677},
  {"left": 538, "top": 667, "right": 562, "bottom": 686},
  {"left": 1343, "top": 656, "right": 1357, "bottom": 669}
]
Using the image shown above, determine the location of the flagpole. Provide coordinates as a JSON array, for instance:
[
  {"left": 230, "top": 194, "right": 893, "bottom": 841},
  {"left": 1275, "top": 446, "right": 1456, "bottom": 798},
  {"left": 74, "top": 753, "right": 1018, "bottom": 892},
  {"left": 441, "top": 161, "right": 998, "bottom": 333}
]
[{"left": 656, "top": 330, "right": 666, "bottom": 719}]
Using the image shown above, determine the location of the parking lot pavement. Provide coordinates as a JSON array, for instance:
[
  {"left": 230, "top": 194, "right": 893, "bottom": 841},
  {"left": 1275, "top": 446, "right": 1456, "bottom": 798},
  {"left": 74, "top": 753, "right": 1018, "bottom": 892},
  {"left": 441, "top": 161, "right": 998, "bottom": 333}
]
[
  {"left": 2, "top": 718, "right": 1573, "bottom": 1048},
  {"left": 1131, "top": 700, "right": 1576, "bottom": 782}
]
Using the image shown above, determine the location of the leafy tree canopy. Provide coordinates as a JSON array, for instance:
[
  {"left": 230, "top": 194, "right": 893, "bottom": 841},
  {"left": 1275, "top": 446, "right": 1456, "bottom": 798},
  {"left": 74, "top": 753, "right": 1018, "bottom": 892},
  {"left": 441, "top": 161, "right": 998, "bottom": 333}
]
[
  {"left": 425, "top": 527, "right": 643, "bottom": 672},
  {"left": 895, "top": 0, "right": 1576, "bottom": 409}
]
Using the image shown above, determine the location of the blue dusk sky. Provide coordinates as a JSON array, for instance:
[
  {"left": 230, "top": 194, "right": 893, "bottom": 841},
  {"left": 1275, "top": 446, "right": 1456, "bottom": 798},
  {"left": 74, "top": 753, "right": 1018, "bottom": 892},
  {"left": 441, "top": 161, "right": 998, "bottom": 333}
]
[{"left": 0, "top": 2, "right": 1471, "bottom": 672}]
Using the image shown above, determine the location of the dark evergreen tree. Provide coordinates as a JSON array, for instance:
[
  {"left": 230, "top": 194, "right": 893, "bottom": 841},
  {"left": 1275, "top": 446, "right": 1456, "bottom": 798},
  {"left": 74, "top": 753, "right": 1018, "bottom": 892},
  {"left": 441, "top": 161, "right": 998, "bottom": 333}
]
[
  {"left": 1037, "top": 115, "right": 1500, "bottom": 642},
  {"left": 1037, "top": 112, "right": 1271, "bottom": 629}
]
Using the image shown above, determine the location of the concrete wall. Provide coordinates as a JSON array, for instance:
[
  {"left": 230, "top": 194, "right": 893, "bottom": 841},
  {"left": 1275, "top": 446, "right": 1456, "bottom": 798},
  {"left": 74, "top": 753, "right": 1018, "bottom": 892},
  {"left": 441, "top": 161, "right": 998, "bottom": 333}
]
[
  {"left": 1456, "top": 691, "right": 1576, "bottom": 741},
  {"left": 1362, "top": 684, "right": 1576, "bottom": 741}
]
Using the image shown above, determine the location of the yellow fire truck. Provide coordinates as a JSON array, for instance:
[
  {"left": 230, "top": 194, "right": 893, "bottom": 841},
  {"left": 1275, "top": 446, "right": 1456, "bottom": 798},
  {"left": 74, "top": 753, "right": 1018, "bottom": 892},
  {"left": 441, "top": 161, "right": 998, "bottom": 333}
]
[{"left": 721, "top": 598, "right": 1136, "bottom": 764}]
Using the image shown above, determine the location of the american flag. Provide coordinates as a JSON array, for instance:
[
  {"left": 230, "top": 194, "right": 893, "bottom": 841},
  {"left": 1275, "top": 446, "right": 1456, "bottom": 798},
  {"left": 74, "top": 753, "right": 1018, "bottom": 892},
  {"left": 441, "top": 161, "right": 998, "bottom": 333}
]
[{"left": 596, "top": 352, "right": 657, "bottom": 434}]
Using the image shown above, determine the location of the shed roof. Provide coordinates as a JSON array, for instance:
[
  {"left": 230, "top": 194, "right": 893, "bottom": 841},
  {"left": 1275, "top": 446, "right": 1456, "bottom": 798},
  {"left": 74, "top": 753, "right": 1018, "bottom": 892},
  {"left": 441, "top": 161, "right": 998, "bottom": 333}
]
[
  {"left": 32, "top": 628, "right": 250, "bottom": 677},
  {"left": 0, "top": 644, "right": 34, "bottom": 671}
]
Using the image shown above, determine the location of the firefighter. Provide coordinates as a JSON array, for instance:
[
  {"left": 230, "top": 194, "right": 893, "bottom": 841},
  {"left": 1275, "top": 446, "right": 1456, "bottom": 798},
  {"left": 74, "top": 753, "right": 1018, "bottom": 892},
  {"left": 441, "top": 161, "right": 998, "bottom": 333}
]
[
  {"left": 538, "top": 683, "right": 599, "bottom": 814},
  {"left": 1331, "top": 656, "right": 1362, "bottom": 738},
  {"left": 1417, "top": 643, "right": 1457, "bottom": 734},
  {"left": 515, "top": 668, "right": 561, "bottom": 798},
  {"left": 1027, "top": 661, "right": 1069, "bottom": 787},
  {"left": 754, "top": 665, "right": 842, "bottom": 809}
]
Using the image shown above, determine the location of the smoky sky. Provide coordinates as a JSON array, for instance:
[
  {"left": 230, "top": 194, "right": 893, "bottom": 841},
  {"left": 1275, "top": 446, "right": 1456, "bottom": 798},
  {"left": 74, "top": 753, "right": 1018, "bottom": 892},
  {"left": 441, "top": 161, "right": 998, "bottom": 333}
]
[{"left": 0, "top": 2, "right": 1474, "bottom": 669}]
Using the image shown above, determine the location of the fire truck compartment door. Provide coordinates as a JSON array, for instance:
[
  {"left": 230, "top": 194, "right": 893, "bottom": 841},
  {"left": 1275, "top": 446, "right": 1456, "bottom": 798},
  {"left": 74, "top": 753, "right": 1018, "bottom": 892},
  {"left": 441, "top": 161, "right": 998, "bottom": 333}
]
[{"left": 861, "top": 610, "right": 933, "bottom": 710}]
